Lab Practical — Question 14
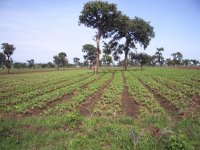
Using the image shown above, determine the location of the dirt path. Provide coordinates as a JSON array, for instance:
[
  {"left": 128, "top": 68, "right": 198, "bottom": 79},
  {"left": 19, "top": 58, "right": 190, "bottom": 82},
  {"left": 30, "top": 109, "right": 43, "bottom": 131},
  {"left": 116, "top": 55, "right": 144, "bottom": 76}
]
[
  {"left": 79, "top": 73, "right": 115, "bottom": 116},
  {"left": 121, "top": 72, "right": 139, "bottom": 117}
]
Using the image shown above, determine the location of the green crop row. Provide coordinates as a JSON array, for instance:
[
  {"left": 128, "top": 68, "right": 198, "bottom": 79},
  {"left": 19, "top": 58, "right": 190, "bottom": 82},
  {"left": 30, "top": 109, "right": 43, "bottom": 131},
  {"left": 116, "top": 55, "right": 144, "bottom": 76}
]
[
  {"left": 2, "top": 73, "right": 104, "bottom": 112},
  {"left": 134, "top": 73, "right": 189, "bottom": 111},
  {"left": 45, "top": 72, "right": 113, "bottom": 114},
  {"left": 1, "top": 72, "right": 92, "bottom": 105},
  {"left": 93, "top": 71, "right": 123, "bottom": 116},
  {"left": 0, "top": 70, "right": 90, "bottom": 100}
]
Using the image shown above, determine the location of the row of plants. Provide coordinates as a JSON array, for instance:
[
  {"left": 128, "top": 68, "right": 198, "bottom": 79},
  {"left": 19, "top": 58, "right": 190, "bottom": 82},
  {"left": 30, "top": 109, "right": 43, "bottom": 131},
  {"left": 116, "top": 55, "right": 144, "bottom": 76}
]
[
  {"left": 0, "top": 70, "right": 90, "bottom": 100},
  {"left": 133, "top": 72, "right": 190, "bottom": 111},
  {"left": 123, "top": 72, "right": 163, "bottom": 114},
  {"left": 2, "top": 72, "right": 104, "bottom": 112},
  {"left": 152, "top": 76, "right": 199, "bottom": 102},
  {"left": 1, "top": 72, "right": 93, "bottom": 105},
  {"left": 93, "top": 71, "right": 123, "bottom": 116},
  {"left": 46, "top": 72, "right": 113, "bottom": 114}
]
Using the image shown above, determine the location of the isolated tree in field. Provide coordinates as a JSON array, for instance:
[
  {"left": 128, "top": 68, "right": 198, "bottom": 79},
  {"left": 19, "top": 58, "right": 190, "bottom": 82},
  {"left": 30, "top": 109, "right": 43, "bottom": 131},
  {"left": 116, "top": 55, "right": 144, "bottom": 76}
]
[
  {"left": 27, "top": 59, "right": 34, "bottom": 68},
  {"left": 155, "top": 47, "right": 164, "bottom": 66},
  {"left": 0, "top": 43, "right": 15, "bottom": 73},
  {"left": 53, "top": 55, "right": 60, "bottom": 70},
  {"left": 79, "top": 1, "right": 121, "bottom": 74},
  {"left": 58, "top": 52, "right": 68, "bottom": 68},
  {"left": 171, "top": 52, "right": 183, "bottom": 66},
  {"left": 82, "top": 44, "right": 96, "bottom": 69},
  {"left": 73, "top": 57, "right": 80, "bottom": 66},
  {"left": 53, "top": 52, "right": 68, "bottom": 69},
  {"left": 109, "top": 15, "right": 155, "bottom": 70}
]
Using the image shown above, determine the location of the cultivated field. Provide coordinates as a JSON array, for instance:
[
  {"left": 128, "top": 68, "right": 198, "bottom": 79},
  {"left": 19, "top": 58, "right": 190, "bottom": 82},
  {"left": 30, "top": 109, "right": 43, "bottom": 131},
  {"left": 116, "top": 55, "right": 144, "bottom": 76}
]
[{"left": 0, "top": 68, "right": 200, "bottom": 149}]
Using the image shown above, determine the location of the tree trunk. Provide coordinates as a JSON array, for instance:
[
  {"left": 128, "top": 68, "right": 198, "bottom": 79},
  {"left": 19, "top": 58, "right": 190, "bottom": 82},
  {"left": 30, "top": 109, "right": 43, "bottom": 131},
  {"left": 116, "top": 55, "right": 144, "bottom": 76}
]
[
  {"left": 124, "top": 50, "right": 128, "bottom": 71},
  {"left": 7, "top": 68, "right": 10, "bottom": 74},
  {"left": 95, "top": 30, "right": 101, "bottom": 74}
]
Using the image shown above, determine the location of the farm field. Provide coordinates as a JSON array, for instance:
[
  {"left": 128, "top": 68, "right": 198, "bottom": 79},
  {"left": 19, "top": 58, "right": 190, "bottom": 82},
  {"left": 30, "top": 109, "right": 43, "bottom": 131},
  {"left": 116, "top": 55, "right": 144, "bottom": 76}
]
[{"left": 0, "top": 68, "right": 200, "bottom": 149}]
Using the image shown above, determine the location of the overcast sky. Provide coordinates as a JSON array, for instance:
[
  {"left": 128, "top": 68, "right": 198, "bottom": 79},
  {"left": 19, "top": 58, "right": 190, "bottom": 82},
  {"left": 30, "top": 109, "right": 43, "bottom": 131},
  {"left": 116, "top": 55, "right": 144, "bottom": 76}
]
[{"left": 0, "top": 0, "right": 200, "bottom": 63}]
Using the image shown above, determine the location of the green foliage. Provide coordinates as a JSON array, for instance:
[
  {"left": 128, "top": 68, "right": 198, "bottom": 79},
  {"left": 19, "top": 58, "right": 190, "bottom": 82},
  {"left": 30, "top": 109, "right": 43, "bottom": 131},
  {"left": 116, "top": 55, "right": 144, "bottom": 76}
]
[
  {"left": 53, "top": 52, "right": 68, "bottom": 69},
  {"left": 109, "top": 15, "right": 155, "bottom": 70},
  {"left": 0, "top": 68, "right": 200, "bottom": 149},
  {"left": 82, "top": 44, "right": 96, "bottom": 66},
  {"left": 27, "top": 59, "right": 34, "bottom": 68},
  {"left": 73, "top": 57, "right": 80, "bottom": 66},
  {"left": 160, "top": 133, "right": 192, "bottom": 150},
  {"left": 79, "top": 1, "right": 120, "bottom": 38},
  {"left": 171, "top": 52, "right": 183, "bottom": 66},
  {"left": 0, "top": 43, "right": 15, "bottom": 73}
]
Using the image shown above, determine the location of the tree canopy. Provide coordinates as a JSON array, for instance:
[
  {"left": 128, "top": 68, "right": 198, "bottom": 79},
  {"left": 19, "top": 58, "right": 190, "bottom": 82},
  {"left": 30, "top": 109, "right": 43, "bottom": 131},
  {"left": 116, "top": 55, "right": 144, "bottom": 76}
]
[
  {"left": 73, "top": 57, "right": 80, "bottom": 66},
  {"left": 53, "top": 52, "right": 68, "bottom": 69},
  {"left": 109, "top": 15, "right": 155, "bottom": 70},
  {"left": 82, "top": 44, "right": 97, "bottom": 69},
  {"left": 0, "top": 43, "right": 15, "bottom": 73},
  {"left": 79, "top": 0, "right": 121, "bottom": 73}
]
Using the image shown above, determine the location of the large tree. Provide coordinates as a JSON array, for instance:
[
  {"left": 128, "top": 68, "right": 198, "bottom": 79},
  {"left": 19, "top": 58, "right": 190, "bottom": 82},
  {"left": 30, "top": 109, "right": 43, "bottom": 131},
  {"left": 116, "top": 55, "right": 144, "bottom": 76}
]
[
  {"left": 109, "top": 15, "right": 155, "bottom": 70},
  {"left": 155, "top": 47, "right": 164, "bottom": 66},
  {"left": 79, "top": 1, "right": 121, "bottom": 74},
  {"left": 0, "top": 43, "right": 15, "bottom": 73},
  {"left": 82, "top": 44, "right": 96, "bottom": 69}
]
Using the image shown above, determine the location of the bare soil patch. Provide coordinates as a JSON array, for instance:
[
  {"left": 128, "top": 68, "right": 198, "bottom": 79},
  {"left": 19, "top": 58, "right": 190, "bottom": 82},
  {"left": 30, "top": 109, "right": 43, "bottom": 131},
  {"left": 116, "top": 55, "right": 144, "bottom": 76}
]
[
  {"left": 79, "top": 73, "right": 115, "bottom": 116},
  {"left": 121, "top": 73, "right": 139, "bottom": 117}
]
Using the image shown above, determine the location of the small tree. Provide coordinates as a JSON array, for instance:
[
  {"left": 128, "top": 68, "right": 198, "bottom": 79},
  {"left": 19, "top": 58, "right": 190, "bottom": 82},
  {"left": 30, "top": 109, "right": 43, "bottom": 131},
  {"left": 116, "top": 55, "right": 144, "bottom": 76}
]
[
  {"left": 166, "top": 58, "right": 174, "bottom": 66},
  {"left": 53, "top": 55, "right": 60, "bottom": 70},
  {"left": 53, "top": 52, "right": 68, "bottom": 69},
  {"left": 0, "top": 43, "right": 15, "bottom": 73},
  {"left": 27, "top": 59, "right": 34, "bottom": 68},
  {"left": 155, "top": 47, "right": 164, "bottom": 66},
  {"left": 83, "top": 60, "right": 89, "bottom": 67},
  {"left": 182, "top": 59, "right": 191, "bottom": 66},
  {"left": 101, "top": 55, "right": 113, "bottom": 66},
  {"left": 79, "top": 1, "right": 121, "bottom": 74},
  {"left": 58, "top": 52, "right": 68, "bottom": 68},
  {"left": 190, "top": 59, "right": 199, "bottom": 66},
  {"left": 101, "top": 42, "right": 113, "bottom": 66},
  {"left": 82, "top": 44, "right": 96, "bottom": 69},
  {"left": 73, "top": 57, "right": 80, "bottom": 66},
  {"left": 138, "top": 53, "right": 151, "bottom": 69},
  {"left": 171, "top": 52, "right": 183, "bottom": 66}
]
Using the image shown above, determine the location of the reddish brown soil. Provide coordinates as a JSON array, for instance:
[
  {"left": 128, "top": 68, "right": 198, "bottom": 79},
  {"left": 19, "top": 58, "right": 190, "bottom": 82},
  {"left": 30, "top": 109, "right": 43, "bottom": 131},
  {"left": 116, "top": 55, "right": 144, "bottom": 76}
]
[
  {"left": 121, "top": 73, "right": 139, "bottom": 117},
  {"left": 176, "top": 66, "right": 200, "bottom": 69},
  {"left": 138, "top": 78, "right": 179, "bottom": 117},
  {"left": 79, "top": 73, "right": 115, "bottom": 116}
]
